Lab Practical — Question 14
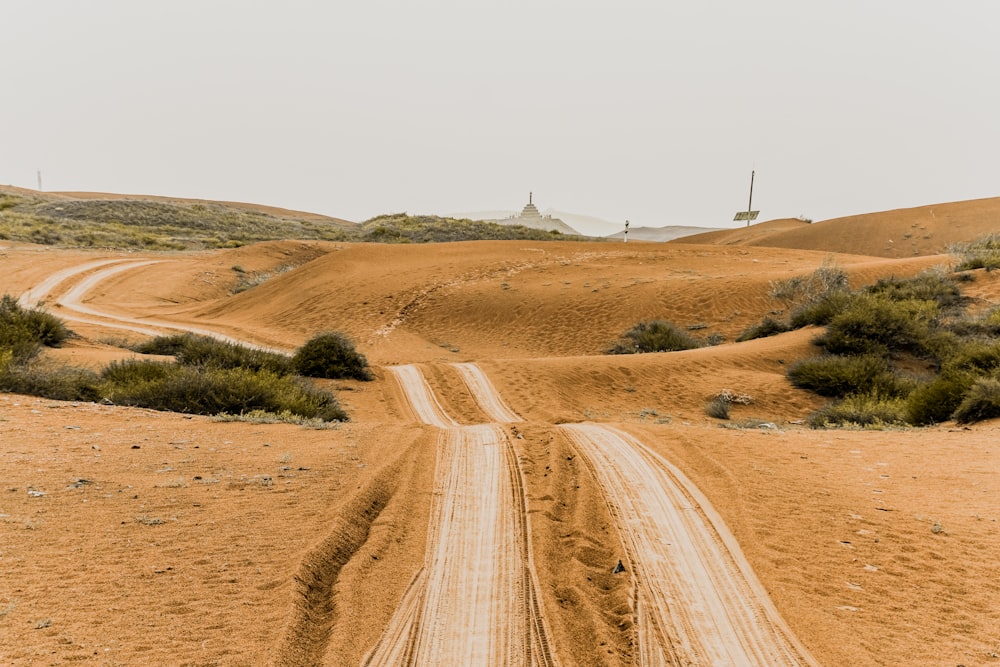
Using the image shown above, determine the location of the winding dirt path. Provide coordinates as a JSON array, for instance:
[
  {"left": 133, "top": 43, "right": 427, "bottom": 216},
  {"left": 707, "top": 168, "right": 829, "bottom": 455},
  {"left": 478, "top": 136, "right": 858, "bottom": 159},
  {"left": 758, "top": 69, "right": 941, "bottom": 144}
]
[
  {"left": 20, "top": 259, "right": 285, "bottom": 351},
  {"left": 19, "top": 259, "right": 816, "bottom": 665},
  {"left": 452, "top": 362, "right": 523, "bottom": 424},
  {"left": 366, "top": 365, "right": 555, "bottom": 666},
  {"left": 561, "top": 423, "right": 819, "bottom": 666}
]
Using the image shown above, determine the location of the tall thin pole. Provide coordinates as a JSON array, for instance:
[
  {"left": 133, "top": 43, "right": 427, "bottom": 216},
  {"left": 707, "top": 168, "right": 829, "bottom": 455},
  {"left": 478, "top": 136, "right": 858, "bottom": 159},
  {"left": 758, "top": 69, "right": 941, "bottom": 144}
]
[
  {"left": 37, "top": 170, "right": 42, "bottom": 192},
  {"left": 746, "top": 170, "right": 754, "bottom": 227}
]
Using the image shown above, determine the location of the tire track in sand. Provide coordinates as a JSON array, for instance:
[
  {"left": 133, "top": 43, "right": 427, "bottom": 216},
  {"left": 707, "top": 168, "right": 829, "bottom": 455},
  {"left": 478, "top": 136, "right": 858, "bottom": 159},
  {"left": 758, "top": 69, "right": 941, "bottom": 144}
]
[
  {"left": 364, "top": 365, "right": 555, "bottom": 666},
  {"left": 21, "top": 259, "right": 285, "bottom": 352},
  {"left": 561, "top": 423, "right": 819, "bottom": 666}
]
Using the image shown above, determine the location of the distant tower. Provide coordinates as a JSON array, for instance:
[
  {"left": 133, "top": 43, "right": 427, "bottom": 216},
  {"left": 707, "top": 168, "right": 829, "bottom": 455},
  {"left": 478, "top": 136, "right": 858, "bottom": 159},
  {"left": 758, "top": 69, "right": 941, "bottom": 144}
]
[{"left": 520, "top": 192, "right": 540, "bottom": 219}]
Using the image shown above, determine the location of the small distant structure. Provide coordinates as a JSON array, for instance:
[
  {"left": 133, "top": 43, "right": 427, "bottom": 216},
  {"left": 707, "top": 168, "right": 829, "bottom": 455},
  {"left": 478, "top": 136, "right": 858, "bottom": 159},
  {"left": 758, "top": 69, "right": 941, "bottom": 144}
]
[
  {"left": 494, "top": 193, "right": 579, "bottom": 235},
  {"left": 733, "top": 170, "right": 759, "bottom": 227},
  {"left": 623, "top": 220, "right": 629, "bottom": 243}
]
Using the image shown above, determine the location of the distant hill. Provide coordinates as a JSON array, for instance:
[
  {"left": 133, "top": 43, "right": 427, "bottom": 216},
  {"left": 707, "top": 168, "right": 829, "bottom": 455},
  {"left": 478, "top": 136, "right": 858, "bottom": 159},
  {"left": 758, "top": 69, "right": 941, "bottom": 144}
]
[
  {"left": 673, "top": 197, "right": 1000, "bottom": 258},
  {"left": 0, "top": 187, "right": 584, "bottom": 249},
  {"left": 606, "top": 225, "right": 726, "bottom": 242}
]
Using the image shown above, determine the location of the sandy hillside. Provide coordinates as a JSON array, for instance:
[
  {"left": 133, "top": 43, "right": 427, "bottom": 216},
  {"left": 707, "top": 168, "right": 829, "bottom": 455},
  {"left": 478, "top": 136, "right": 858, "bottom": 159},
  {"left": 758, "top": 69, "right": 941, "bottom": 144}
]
[
  {"left": 676, "top": 196, "right": 1000, "bottom": 259},
  {"left": 2, "top": 197, "right": 1000, "bottom": 666}
]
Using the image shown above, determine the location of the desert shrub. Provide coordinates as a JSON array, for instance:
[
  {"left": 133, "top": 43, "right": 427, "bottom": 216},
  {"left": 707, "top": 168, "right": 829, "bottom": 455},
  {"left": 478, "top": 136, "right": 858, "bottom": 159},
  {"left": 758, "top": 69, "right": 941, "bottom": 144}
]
[
  {"left": 945, "top": 306, "right": 1000, "bottom": 338},
  {"left": 789, "top": 290, "right": 855, "bottom": 328},
  {"left": 0, "top": 362, "right": 100, "bottom": 402},
  {"left": 951, "top": 377, "right": 1000, "bottom": 424},
  {"left": 292, "top": 332, "right": 372, "bottom": 380},
  {"left": 99, "top": 361, "right": 346, "bottom": 421},
  {"left": 816, "top": 295, "right": 939, "bottom": 357},
  {"left": 174, "top": 336, "right": 291, "bottom": 374},
  {"left": 705, "top": 396, "right": 730, "bottom": 419},
  {"left": 101, "top": 359, "right": 174, "bottom": 385},
  {"left": 770, "top": 261, "right": 848, "bottom": 302},
  {"left": 607, "top": 320, "right": 702, "bottom": 354},
  {"left": 788, "top": 354, "right": 907, "bottom": 398},
  {"left": 952, "top": 234, "right": 1000, "bottom": 271},
  {"left": 133, "top": 333, "right": 291, "bottom": 375},
  {"left": 981, "top": 307, "right": 1000, "bottom": 333},
  {"left": 864, "top": 272, "right": 963, "bottom": 311},
  {"left": 736, "top": 317, "right": 791, "bottom": 342},
  {"left": 905, "top": 371, "right": 977, "bottom": 425},
  {"left": 941, "top": 340, "right": 1000, "bottom": 375},
  {"left": 0, "top": 295, "right": 71, "bottom": 363},
  {"left": 808, "top": 393, "right": 908, "bottom": 429},
  {"left": 132, "top": 333, "right": 196, "bottom": 356}
]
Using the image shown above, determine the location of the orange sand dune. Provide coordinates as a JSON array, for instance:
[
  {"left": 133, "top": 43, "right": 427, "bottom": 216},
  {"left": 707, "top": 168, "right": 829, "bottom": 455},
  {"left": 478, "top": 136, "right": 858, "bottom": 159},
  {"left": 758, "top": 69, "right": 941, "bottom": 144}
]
[
  {"left": 3, "top": 198, "right": 1000, "bottom": 666},
  {"left": 677, "top": 196, "right": 1000, "bottom": 258}
]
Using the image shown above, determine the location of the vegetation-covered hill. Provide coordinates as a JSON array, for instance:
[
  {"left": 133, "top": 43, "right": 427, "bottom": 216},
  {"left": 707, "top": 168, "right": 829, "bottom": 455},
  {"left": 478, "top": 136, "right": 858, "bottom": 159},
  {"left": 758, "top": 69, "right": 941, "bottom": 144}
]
[{"left": 0, "top": 187, "right": 580, "bottom": 250}]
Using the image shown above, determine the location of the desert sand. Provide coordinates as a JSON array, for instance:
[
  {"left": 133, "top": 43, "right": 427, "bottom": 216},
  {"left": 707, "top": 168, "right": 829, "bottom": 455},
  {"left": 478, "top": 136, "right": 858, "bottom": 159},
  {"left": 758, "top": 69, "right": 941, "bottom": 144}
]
[{"left": 2, "top": 198, "right": 1000, "bottom": 666}]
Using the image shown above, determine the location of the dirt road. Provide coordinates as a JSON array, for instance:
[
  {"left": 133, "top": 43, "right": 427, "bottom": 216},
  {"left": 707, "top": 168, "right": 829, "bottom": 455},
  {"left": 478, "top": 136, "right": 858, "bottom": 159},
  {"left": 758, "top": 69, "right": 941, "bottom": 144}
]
[
  {"left": 367, "top": 365, "right": 555, "bottom": 666},
  {"left": 20, "top": 259, "right": 285, "bottom": 351},
  {"left": 561, "top": 423, "right": 819, "bottom": 666},
  {"left": 17, "top": 259, "right": 816, "bottom": 665}
]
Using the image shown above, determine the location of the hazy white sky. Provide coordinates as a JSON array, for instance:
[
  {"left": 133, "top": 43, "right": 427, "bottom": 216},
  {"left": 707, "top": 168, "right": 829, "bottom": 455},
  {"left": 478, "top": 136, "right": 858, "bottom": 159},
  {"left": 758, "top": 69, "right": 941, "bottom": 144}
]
[{"left": 3, "top": 1, "right": 997, "bottom": 228}]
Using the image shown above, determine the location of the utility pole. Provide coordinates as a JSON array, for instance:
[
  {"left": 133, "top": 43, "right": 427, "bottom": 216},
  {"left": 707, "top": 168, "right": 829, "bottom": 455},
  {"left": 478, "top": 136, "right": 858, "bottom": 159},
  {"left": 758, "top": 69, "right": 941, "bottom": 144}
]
[
  {"left": 37, "top": 170, "right": 42, "bottom": 192},
  {"left": 732, "top": 169, "right": 759, "bottom": 226}
]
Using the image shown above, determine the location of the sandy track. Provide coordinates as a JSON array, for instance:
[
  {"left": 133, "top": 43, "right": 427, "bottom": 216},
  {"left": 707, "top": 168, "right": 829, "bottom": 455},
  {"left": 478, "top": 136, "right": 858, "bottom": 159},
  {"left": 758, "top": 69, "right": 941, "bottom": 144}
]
[
  {"left": 367, "top": 366, "right": 555, "bottom": 666},
  {"left": 561, "top": 423, "right": 818, "bottom": 666},
  {"left": 386, "top": 365, "right": 459, "bottom": 428},
  {"left": 19, "top": 259, "right": 286, "bottom": 351},
  {"left": 17, "top": 258, "right": 133, "bottom": 309},
  {"left": 452, "top": 361, "right": 523, "bottom": 424}
]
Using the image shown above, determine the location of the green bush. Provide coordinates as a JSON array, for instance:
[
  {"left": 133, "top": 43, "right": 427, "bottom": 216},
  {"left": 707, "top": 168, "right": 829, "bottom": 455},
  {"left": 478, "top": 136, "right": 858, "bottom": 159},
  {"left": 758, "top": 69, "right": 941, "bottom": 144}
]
[
  {"left": 133, "top": 333, "right": 291, "bottom": 374},
  {"left": 788, "top": 354, "right": 908, "bottom": 398},
  {"left": 905, "top": 371, "right": 977, "bottom": 425},
  {"left": 952, "top": 234, "right": 1000, "bottom": 271},
  {"left": 0, "top": 362, "right": 100, "bottom": 402},
  {"left": 131, "top": 333, "right": 195, "bottom": 356},
  {"left": 736, "top": 317, "right": 791, "bottom": 342},
  {"left": 816, "top": 295, "right": 939, "bottom": 357},
  {"left": 292, "top": 332, "right": 372, "bottom": 380},
  {"left": 607, "top": 320, "right": 702, "bottom": 354},
  {"left": 808, "top": 393, "right": 908, "bottom": 429},
  {"left": 951, "top": 377, "right": 1000, "bottom": 424},
  {"left": 0, "top": 295, "right": 72, "bottom": 363},
  {"left": 864, "top": 272, "right": 963, "bottom": 310},
  {"left": 99, "top": 361, "right": 346, "bottom": 421},
  {"left": 789, "top": 290, "right": 855, "bottom": 328},
  {"left": 941, "top": 340, "right": 1000, "bottom": 375}
]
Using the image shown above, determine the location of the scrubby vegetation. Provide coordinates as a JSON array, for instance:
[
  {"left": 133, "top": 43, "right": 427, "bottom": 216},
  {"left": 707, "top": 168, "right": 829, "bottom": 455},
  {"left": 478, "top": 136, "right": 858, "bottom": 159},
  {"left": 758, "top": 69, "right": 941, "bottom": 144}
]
[
  {"left": 0, "top": 304, "right": 370, "bottom": 423},
  {"left": 0, "top": 191, "right": 583, "bottom": 250},
  {"left": 807, "top": 393, "right": 909, "bottom": 429},
  {"left": 292, "top": 332, "right": 372, "bottom": 380},
  {"left": 99, "top": 361, "right": 345, "bottom": 421},
  {"left": 0, "top": 295, "right": 71, "bottom": 364},
  {"left": 789, "top": 354, "right": 912, "bottom": 399},
  {"left": 764, "top": 264, "right": 1000, "bottom": 427},
  {"left": 952, "top": 234, "right": 1000, "bottom": 271},
  {"left": 736, "top": 317, "right": 791, "bottom": 342},
  {"left": 607, "top": 320, "right": 704, "bottom": 354},
  {"left": 358, "top": 213, "right": 574, "bottom": 243},
  {"left": 705, "top": 389, "right": 753, "bottom": 420},
  {"left": 133, "top": 333, "right": 292, "bottom": 375}
]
